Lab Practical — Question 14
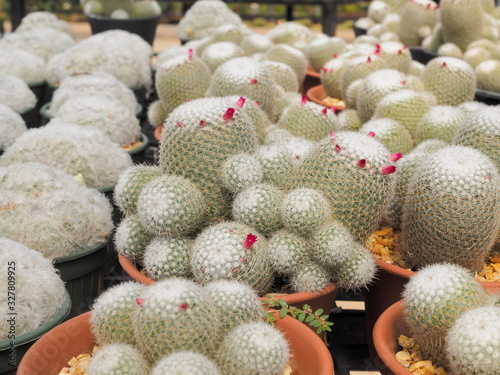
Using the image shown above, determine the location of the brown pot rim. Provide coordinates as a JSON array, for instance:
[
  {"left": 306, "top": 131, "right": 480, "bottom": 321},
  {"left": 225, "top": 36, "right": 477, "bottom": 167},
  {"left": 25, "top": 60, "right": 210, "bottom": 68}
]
[
  {"left": 305, "top": 85, "right": 345, "bottom": 111},
  {"left": 307, "top": 68, "right": 321, "bottom": 79},
  {"left": 118, "top": 254, "right": 156, "bottom": 285},
  {"left": 154, "top": 125, "right": 163, "bottom": 142}
]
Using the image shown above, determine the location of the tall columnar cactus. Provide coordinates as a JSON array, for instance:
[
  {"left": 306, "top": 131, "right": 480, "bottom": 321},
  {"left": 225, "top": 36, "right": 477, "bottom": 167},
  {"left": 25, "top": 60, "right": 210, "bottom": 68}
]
[
  {"left": 220, "top": 153, "right": 263, "bottom": 194},
  {"left": 132, "top": 278, "right": 221, "bottom": 362},
  {"left": 309, "top": 221, "right": 376, "bottom": 289},
  {"left": 402, "top": 263, "right": 492, "bottom": 366},
  {"left": 289, "top": 131, "right": 398, "bottom": 242},
  {"left": 86, "top": 343, "right": 150, "bottom": 375},
  {"left": 191, "top": 221, "right": 273, "bottom": 295},
  {"left": 397, "top": 0, "right": 439, "bottom": 47},
  {"left": 440, "top": 0, "right": 484, "bottom": 51},
  {"left": 114, "top": 215, "right": 153, "bottom": 262},
  {"left": 90, "top": 281, "right": 145, "bottom": 346},
  {"left": 267, "top": 229, "right": 311, "bottom": 275},
  {"left": 415, "top": 105, "right": 466, "bottom": 144},
  {"left": 340, "top": 54, "right": 390, "bottom": 95},
  {"left": 114, "top": 165, "right": 162, "bottom": 216},
  {"left": 446, "top": 305, "right": 500, "bottom": 375},
  {"left": 142, "top": 237, "right": 194, "bottom": 280},
  {"left": 150, "top": 351, "right": 221, "bottom": 375},
  {"left": 421, "top": 56, "right": 477, "bottom": 105},
  {"left": 216, "top": 321, "right": 290, "bottom": 375},
  {"left": 452, "top": 106, "right": 500, "bottom": 171},
  {"left": 240, "top": 33, "right": 273, "bottom": 56},
  {"left": 155, "top": 49, "right": 212, "bottom": 114},
  {"left": 401, "top": 146, "right": 500, "bottom": 272},
  {"left": 359, "top": 118, "right": 414, "bottom": 155},
  {"left": 158, "top": 96, "right": 260, "bottom": 223},
  {"left": 232, "top": 183, "right": 284, "bottom": 236},
  {"left": 137, "top": 174, "right": 206, "bottom": 237},
  {"left": 277, "top": 96, "right": 337, "bottom": 141},
  {"left": 307, "top": 36, "right": 347, "bottom": 73},
  {"left": 204, "top": 280, "right": 266, "bottom": 335}
]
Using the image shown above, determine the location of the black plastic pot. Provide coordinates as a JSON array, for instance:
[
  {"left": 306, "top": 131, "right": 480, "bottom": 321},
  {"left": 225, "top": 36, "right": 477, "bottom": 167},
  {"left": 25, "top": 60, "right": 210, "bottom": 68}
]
[
  {"left": 475, "top": 88, "right": 500, "bottom": 106},
  {"left": 86, "top": 13, "right": 162, "bottom": 45},
  {"left": 409, "top": 47, "right": 439, "bottom": 65}
]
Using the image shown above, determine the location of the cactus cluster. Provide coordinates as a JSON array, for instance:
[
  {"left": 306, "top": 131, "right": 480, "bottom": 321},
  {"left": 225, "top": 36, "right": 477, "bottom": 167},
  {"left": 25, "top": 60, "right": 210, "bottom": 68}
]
[{"left": 81, "top": 0, "right": 162, "bottom": 19}]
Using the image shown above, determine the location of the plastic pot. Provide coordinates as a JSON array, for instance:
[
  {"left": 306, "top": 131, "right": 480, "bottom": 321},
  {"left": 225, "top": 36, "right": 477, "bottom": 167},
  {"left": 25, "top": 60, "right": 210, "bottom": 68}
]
[
  {"left": 0, "top": 290, "right": 71, "bottom": 375},
  {"left": 17, "top": 310, "right": 334, "bottom": 375}
]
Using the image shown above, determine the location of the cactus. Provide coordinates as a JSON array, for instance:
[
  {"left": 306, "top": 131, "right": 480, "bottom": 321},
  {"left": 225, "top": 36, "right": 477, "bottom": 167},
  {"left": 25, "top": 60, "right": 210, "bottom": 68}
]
[
  {"left": 0, "top": 72, "right": 37, "bottom": 114},
  {"left": 261, "top": 61, "right": 299, "bottom": 93},
  {"left": 232, "top": 183, "right": 284, "bottom": 236},
  {"left": 240, "top": 33, "right": 273, "bottom": 56},
  {"left": 289, "top": 131, "right": 397, "bottom": 242},
  {"left": 415, "top": 105, "right": 466, "bottom": 144},
  {"left": 155, "top": 49, "right": 212, "bottom": 114},
  {"left": 344, "top": 79, "right": 364, "bottom": 109},
  {"left": 0, "top": 104, "right": 27, "bottom": 148},
  {"left": 398, "top": 0, "right": 439, "bottom": 47},
  {"left": 289, "top": 262, "right": 331, "bottom": 293},
  {"left": 376, "top": 41, "right": 413, "bottom": 74},
  {"left": 86, "top": 343, "right": 150, "bottom": 375},
  {"left": 151, "top": 351, "right": 221, "bottom": 375},
  {"left": 130, "top": 1, "right": 162, "bottom": 18},
  {"left": 421, "top": 56, "right": 477, "bottom": 105},
  {"left": 267, "top": 229, "right": 311, "bottom": 275},
  {"left": 220, "top": 153, "right": 263, "bottom": 194},
  {"left": 132, "top": 278, "right": 221, "bottom": 362},
  {"left": 307, "top": 36, "right": 347, "bottom": 73},
  {"left": 216, "top": 321, "right": 290, "bottom": 375},
  {"left": 475, "top": 59, "right": 500, "bottom": 92},
  {"left": 158, "top": 96, "right": 260, "bottom": 223},
  {"left": 204, "top": 280, "right": 266, "bottom": 335},
  {"left": 265, "top": 21, "right": 314, "bottom": 46},
  {"left": 114, "top": 215, "right": 153, "bottom": 262},
  {"left": 280, "top": 188, "right": 332, "bottom": 237},
  {"left": 264, "top": 43, "right": 307, "bottom": 86},
  {"left": 90, "top": 281, "right": 145, "bottom": 346},
  {"left": 437, "top": 42, "right": 463, "bottom": 58},
  {"left": 254, "top": 144, "right": 294, "bottom": 190},
  {"left": 320, "top": 55, "right": 347, "bottom": 100},
  {"left": 136, "top": 174, "right": 206, "bottom": 237},
  {"left": 278, "top": 136, "right": 316, "bottom": 167},
  {"left": 446, "top": 305, "right": 500, "bottom": 375},
  {"left": 402, "top": 263, "right": 492, "bottom": 366},
  {"left": 340, "top": 54, "right": 390, "bottom": 95},
  {"left": 147, "top": 99, "right": 168, "bottom": 128},
  {"left": 463, "top": 47, "right": 492, "bottom": 68},
  {"left": 143, "top": 237, "right": 194, "bottom": 280},
  {"left": 401, "top": 146, "right": 500, "bottom": 272},
  {"left": 359, "top": 118, "right": 414, "bottom": 155},
  {"left": 336, "top": 109, "right": 361, "bottom": 131},
  {"left": 201, "top": 41, "right": 245, "bottom": 73},
  {"left": 440, "top": 0, "right": 484, "bottom": 51},
  {"left": 372, "top": 89, "right": 431, "bottom": 138},
  {"left": 0, "top": 46, "right": 47, "bottom": 86}
]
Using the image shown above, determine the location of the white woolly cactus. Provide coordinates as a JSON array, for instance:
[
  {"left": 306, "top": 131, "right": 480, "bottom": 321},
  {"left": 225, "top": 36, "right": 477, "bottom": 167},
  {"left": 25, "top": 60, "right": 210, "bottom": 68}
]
[
  {"left": 232, "top": 183, "right": 284, "bottom": 236},
  {"left": 0, "top": 46, "right": 47, "bottom": 85},
  {"left": 201, "top": 42, "right": 245, "bottom": 73},
  {"left": 267, "top": 229, "right": 311, "bottom": 276},
  {"left": 336, "top": 109, "right": 362, "bottom": 131},
  {"left": 15, "top": 11, "right": 73, "bottom": 35},
  {"left": 220, "top": 153, "right": 263, "bottom": 194},
  {"left": 0, "top": 238, "right": 67, "bottom": 339},
  {"left": 0, "top": 104, "right": 27, "bottom": 148},
  {"left": 397, "top": 0, "right": 439, "bottom": 47},
  {"left": 254, "top": 144, "right": 294, "bottom": 190},
  {"left": 359, "top": 118, "right": 414, "bottom": 155},
  {"left": 401, "top": 145, "right": 500, "bottom": 272},
  {"left": 440, "top": 0, "right": 484, "bottom": 51},
  {"left": 216, "top": 321, "right": 290, "bottom": 375},
  {"left": 90, "top": 281, "right": 145, "bottom": 346},
  {"left": 264, "top": 43, "right": 308, "bottom": 85},
  {"left": 415, "top": 105, "right": 466, "bottom": 144},
  {"left": 143, "top": 237, "right": 194, "bottom": 280},
  {"left": 240, "top": 33, "right": 273, "bottom": 56},
  {"left": 132, "top": 278, "right": 221, "bottom": 362},
  {"left": 376, "top": 41, "right": 412, "bottom": 74},
  {"left": 137, "top": 174, "right": 206, "bottom": 237},
  {"left": 446, "top": 305, "right": 500, "bottom": 375},
  {"left": 340, "top": 54, "right": 390, "bottom": 95},
  {"left": 278, "top": 136, "right": 316, "bottom": 167},
  {"left": 307, "top": 36, "right": 347, "bottom": 73},
  {"left": 86, "top": 343, "right": 150, "bottom": 375},
  {"left": 265, "top": 21, "right": 314, "bottom": 46},
  {"left": 0, "top": 121, "right": 133, "bottom": 189},
  {"left": 0, "top": 72, "right": 37, "bottom": 114},
  {"left": 191, "top": 221, "right": 273, "bottom": 295},
  {"left": 0, "top": 162, "right": 113, "bottom": 258},
  {"left": 151, "top": 351, "right": 221, "bottom": 375},
  {"left": 320, "top": 55, "right": 347, "bottom": 100},
  {"left": 261, "top": 61, "right": 299, "bottom": 93},
  {"left": 280, "top": 188, "right": 332, "bottom": 237},
  {"left": 475, "top": 59, "right": 500, "bottom": 92},
  {"left": 52, "top": 95, "right": 141, "bottom": 147},
  {"left": 289, "top": 262, "right": 331, "bottom": 293},
  {"left": 114, "top": 215, "right": 153, "bottom": 262}
]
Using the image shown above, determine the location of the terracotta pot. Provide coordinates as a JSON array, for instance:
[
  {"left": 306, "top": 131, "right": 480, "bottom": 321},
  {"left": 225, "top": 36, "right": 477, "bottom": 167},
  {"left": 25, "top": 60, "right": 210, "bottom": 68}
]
[
  {"left": 118, "top": 254, "right": 155, "bottom": 285},
  {"left": 372, "top": 300, "right": 411, "bottom": 375},
  {"left": 154, "top": 125, "right": 163, "bottom": 142},
  {"left": 18, "top": 311, "right": 334, "bottom": 375},
  {"left": 301, "top": 68, "right": 321, "bottom": 95},
  {"left": 306, "top": 85, "right": 345, "bottom": 111}
]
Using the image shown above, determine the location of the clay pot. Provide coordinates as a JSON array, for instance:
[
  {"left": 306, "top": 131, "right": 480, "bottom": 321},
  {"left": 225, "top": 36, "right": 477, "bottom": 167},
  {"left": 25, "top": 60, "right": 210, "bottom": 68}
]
[
  {"left": 154, "top": 125, "right": 163, "bottom": 142},
  {"left": 17, "top": 311, "right": 334, "bottom": 375},
  {"left": 306, "top": 85, "right": 345, "bottom": 111},
  {"left": 301, "top": 68, "right": 321, "bottom": 95}
]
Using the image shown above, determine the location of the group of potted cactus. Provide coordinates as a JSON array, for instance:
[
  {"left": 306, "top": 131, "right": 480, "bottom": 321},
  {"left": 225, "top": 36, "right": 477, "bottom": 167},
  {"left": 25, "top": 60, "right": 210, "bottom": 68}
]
[{"left": 1, "top": 0, "right": 500, "bottom": 373}]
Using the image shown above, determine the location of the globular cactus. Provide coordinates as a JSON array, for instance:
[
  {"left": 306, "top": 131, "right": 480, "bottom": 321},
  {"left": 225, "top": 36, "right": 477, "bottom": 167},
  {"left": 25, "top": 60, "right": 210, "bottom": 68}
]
[
  {"left": 289, "top": 131, "right": 398, "bottom": 242},
  {"left": 155, "top": 49, "right": 212, "bottom": 114},
  {"left": 0, "top": 104, "right": 27, "bottom": 148},
  {"left": 204, "top": 280, "right": 266, "bottom": 335},
  {"left": 216, "top": 321, "right": 290, "bottom": 375},
  {"left": 201, "top": 41, "right": 245, "bottom": 73},
  {"left": 421, "top": 56, "right": 477, "bottom": 105},
  {"left": 437, "top": 42, "right": 463, "bottom": 58},
  {"left": 130, "top": 1, "right": 162, "bottom": 18},
  {"left": 320, "top": 55, "right": 347, "bottom": 100},
  {"left": 277, "top": 96, "right": 337, "bottom": 141},
  {"left": 191, "top": 221, "right": 273, "bottom": 295},
  {"left": 265, "top": 21, "right": 314, "bottom": 46},
  {"left": 151, "top": 351, "right": 221, "bottom": 375},
  {"left": 232, "top": 183, "right": 284, "bottom": 236},
  {"left": 265, "top": 43, "right": 307, "bottom": 86},
  {"left": 367, "top": 0, "right": 391, "bottom": 23},
  {"left": 359, "top": 118, "right": 413, "bottom": 155},
  {"left": 90, "top": 281, "right": 145, "bottom": 346},
  {"left": 240, "top": 33, "right": 273, "bottom": 56},
  {"left": 336, "top": 109, "right": 362, "bottom": 131},
  {"left": 344, "top": 79, "right": 364, "bottom": 109},
  {"left": 224, "top": 96, "right": 270, "bottom": 143},
  {"left": 0, "top": 72, "right": 37, "bottom": 114},
  {"left": 340, "top": 54, "right": 390, "bottom": 95},
  {"left": 132, "top": 278, "right": 221, "bottom": 362},
  {"left": 415, "top": 105, "right": 466, "bottom": 144},
  {"left": 280, "top": 188, "right": 332, "bottom": 237},
  {"left": 278, "top": 136, "right": 316, "bottom": 167},
  {"left": 475, "top": 59, "right": 500, "bottom": 92},
  {"left": 254, "top": 144, "right": 294, "bottom": 190},
  {"left": 147, "top": 99, "right": 169, "bottom": 128},
  {"left": 376, "top": 41, "right": 412, "bottom": 74},
  {"left": 452, "top": 106, "right": 500, "bottom": 171},
  {"left": 463, "top": 47, "right": 493, "bottom": 68},
  {"left": 142, "top": 237, "right": 194, "bottom": 280},
  {"left": 440, "top": 0, "right": 484, "bottom": 51},
  {"left": 86, "top": 343, "right": 150, "bottom": 375},
  {"left": 261, "top": 61, "right": 299, "bottom": 93},
  {"left": 402, "top": 263, "right": 492, "bottom": 366},
  {"left": 220, "top": 153, "right": 263, "bottom": 194},
  {"left": 401, "top": 146, "right": 500, "bottom": 272},
  {"left": 309, "top": 221, "right": 376, "bottom": 289},
  {"left": 398, "top": 0, "right": 439, "bottom": 47},
  {"left": 446, "top": 305, "right": 500, "bottom": 375},
  {"left": 114, "top": 215, "right": 153, "bottom": 262},
  {"left": 307, "top": 36, "right": 347, "bottom": 73},
  {"left": 289, "top": 262, "right": 331, "bottom": 293},
  {"left": 267, "top": 229, "right": 311, "bottom": 275},
  {"left": 137, "top": 174, "right": 206, "bottom": 237},
  {"left": 114, "top": 165, "right": 162, "bottom": 216},
  {"left": 158, "top": 96, "right": 260, "bottom": 223}
]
